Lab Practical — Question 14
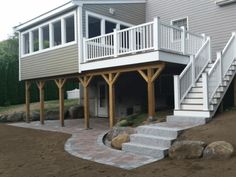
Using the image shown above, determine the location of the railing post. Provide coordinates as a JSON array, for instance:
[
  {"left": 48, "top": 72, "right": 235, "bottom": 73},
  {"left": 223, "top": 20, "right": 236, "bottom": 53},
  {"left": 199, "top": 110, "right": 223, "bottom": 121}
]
[
  {"left": 181, "top": 26, "right": 186, "bottom": 55},
  {"left": 191, "top": 55, "right": 196, "bottom": 86},
  {"left": 207, "top": 37, "right": 212, "bottom": 63},
  {"left": 114, "top": 29, "right": 118, "bottom": 57},
  {"left": 202, "top": 73, "right": 209, "bottom": 111},
  {"left": 153, "top": 17, "right": 160, "bottom": 50},
  {"left": 83, "top": 37, "right": 87, "bottom": 63},
  {"left": 201, "top": 33, "right": 207, "bottom": 43},
  {"left": 233, "top": 32, "right": 236, "bottom": 57},
  {"left": 217, "top": 51, "right": 223, "bottom": 84},
  {"left": 174, "top": 75, "right": 180, "bottom": 110}
]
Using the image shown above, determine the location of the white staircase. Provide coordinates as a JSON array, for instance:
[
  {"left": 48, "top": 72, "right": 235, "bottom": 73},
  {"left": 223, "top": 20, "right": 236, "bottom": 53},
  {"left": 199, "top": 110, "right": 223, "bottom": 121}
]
[
  {"left": 174, "top": 32, "right": 236, "bottom": 119},
  {"left": 122, "top": 32, "right": 236, "bottom": 159}
]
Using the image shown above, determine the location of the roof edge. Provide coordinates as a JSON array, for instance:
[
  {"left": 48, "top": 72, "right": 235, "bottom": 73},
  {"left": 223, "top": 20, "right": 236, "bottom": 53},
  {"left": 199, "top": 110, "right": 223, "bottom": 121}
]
[
  {"left": 73, "top": 0, "right": 146, "bottom": 6},
  {"left": 14, "top": 1, "right": 76, "bottom": 32}
]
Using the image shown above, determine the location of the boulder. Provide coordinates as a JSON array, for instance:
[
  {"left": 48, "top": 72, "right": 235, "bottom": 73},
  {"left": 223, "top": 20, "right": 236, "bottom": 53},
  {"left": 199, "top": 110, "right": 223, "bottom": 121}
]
[
  {"left": 6, "top": 112, "right": 24, "bottom": 122},
  {"left": 106, "top": 127, "right": 136, "bottom": 141},
  {"left": 31, "top": 111, "right": 40, "bottom": 121},
  {"left": 68, "top": 105, "right": 84, "bottom": 119},
  {"left": 169, "top": 140, "right": 206, "bottom": 159},
  {"left": 203, "top": 141, "right": 234, "bottom": 160},
  {"left": 111, "top": 133, "right": 130, "bottom": 150},
  {"left": 0, "top": 114, "right": 8, "bottom": 122},
  {"left": 45, "top": 110, "right": 60, "bottom": 120}
]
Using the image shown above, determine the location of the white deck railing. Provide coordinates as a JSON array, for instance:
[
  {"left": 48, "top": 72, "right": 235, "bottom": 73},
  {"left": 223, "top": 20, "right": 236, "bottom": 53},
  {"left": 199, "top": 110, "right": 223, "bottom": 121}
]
[
  {"left": 174, "top": 38, "right": 211, "bottom": 109},
  {"left": 206, "top": 32, "right": 236, "bottom": 106},
  {"left": 83, "top": 17, "right": 205, "bottom": 62}
]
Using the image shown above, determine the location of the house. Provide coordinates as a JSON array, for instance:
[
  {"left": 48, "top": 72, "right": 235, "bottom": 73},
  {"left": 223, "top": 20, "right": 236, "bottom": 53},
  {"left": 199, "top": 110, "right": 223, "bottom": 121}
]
[{"left": 14, "top": 0, "right": 236, "bottom": 130}]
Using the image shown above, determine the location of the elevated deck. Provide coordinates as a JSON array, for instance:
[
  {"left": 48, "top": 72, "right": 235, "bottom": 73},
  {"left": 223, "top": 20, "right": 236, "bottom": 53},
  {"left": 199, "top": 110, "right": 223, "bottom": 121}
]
[{"left": 80, "top": 18, "right": 205, "bottom": 72}]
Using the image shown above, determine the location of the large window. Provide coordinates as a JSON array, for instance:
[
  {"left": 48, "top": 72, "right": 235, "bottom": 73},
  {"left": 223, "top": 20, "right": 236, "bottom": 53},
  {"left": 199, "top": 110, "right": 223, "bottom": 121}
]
[
  {"left": 21, "top": 11, "right": 76, "bottom": 56},
  {"left": 88, "top": 16, "right": 101, "bottom": 38},
  {"left": 23, "top": 33, "right": 30, "bottom": 54},
  {"left": 53, "top": 21, "right": 62, "bottom": 46},
  {"left": 32, "top": 29, "right": 39, "bottom": 52},
  {"left": 42, "top": 25, "right": 50, "bottom": 49},
  {"left": 86, "top": 11, "right": 132, "bottom": 38},
  {"left": 65, "top": 16, "right": 75, "bottom": 43}
]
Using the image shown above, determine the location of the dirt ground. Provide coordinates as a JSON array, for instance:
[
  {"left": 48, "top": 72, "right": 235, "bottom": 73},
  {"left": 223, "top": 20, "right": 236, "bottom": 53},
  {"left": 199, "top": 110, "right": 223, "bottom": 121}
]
[{"left": 0, "top": 111, "right": 236, "bottom": 177}]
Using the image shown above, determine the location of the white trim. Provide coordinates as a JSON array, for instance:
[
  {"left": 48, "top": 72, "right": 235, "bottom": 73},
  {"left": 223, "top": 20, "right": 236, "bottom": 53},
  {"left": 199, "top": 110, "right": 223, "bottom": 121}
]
[
  {"left": 18, "top": 31, "right": 22, "bottom": 81},
  {"left": 80, "top": 51, "right": 189, "bottom": 72},
  {"left": 21, "top": 41, "right": 77, "bottom": 59},
  {"left": 14, "top": 2, "right": 76, "bottom": 31},
  {"left": 85, "top": 11, "right": 133, "bottom": 38},
  {"left": 20, "top": 11, "right": 77, "bottom": 57},
  {"left": 77, "top": 6, "right": 83, "bottom": 73},
  {"left": 74, "top": 0, "right": 146, "bottom": 6}
]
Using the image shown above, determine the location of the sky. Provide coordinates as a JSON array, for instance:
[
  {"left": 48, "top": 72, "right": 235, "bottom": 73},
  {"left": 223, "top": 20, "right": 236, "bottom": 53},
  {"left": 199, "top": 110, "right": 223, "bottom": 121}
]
[{"left": 0, "top": 0, "right": 70, "bottom": 41}]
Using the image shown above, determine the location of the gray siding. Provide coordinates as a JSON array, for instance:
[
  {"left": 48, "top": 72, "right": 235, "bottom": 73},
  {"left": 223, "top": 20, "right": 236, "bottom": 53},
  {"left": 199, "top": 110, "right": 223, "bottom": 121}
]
[
  {"left": 82, "top": 3, "right": 146, "bottom": 36},
  {"left": 146, "top": 0, "right": 236, "bottom": 58},
  {"left": 21, "top": 44, "right": 78, "bottom": 80}
]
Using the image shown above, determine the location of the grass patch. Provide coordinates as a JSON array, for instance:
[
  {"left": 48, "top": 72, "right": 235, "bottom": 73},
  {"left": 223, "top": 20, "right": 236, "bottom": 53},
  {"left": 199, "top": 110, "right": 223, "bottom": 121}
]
[{"left": 0, "top": 99, "right": 79, "bottom": 115}]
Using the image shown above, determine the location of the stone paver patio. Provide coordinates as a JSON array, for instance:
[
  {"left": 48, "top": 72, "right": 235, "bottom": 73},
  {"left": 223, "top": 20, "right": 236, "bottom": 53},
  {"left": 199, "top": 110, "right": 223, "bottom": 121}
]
[{"left": 9, "top": 118, "right": 159, "bottom": 170}]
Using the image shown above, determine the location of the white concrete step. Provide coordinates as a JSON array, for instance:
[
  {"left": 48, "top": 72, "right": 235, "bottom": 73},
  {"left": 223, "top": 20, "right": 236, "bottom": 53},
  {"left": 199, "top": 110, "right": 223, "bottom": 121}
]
[
  {"left": 122, "top": 143, "right": 167, "bottom": 159},
  {"left": 130, "top": 134, "right": 174, "bottom": 148},
  {"left": 182, "top": 98, "right": 203, "bottom": 104},
  {"left": 167, "top": 115, "right": 209, "bottom": 125},
  {"left": 181, "top": 104, "right": 214, "bottom": 111},
  {"left": 137, "top": 125, "right": 179, "bottom": 139},
  {"left": 174, "top": 110, "right": 211, "bottom": 117}
]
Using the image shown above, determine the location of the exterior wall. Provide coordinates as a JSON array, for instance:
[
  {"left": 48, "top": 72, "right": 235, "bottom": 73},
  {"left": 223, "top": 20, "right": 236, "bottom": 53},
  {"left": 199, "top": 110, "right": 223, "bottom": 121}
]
[
  {"left": 82, "top": 3, "right": 146, "bottom": 36},
  {"left": 21, "top": 44, "right": 78, "bottom": 80},
  {"left": 146, "top": 0, "right": 236, "bottom": 58}
]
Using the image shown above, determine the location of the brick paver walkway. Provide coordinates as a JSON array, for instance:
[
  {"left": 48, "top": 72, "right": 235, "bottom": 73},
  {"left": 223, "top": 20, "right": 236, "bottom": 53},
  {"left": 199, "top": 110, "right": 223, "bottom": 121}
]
[{"left": 10, "top": 118, "right": 159, "bottom": 169}]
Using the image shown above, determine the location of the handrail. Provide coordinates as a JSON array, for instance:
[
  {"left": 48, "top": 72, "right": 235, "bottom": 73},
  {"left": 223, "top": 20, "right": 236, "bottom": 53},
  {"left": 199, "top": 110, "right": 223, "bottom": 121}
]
[
  {"left": 179, "top": 60, "right": 192, "bottom": 79},
  {"left": 195, "top": 37, "right": 210, "bottom": 59},
  {"left": 222, "top": 33, "right": 235, "bottom": 55},
  {"left": 117, "top": 21, "right": 154, "bottom": 33}
]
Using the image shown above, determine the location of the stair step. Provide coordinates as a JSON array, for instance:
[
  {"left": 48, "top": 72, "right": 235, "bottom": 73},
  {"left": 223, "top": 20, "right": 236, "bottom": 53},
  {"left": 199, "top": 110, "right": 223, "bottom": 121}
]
[
  {"left": 226, "top": 70, "right": 234, "bottom": 76},
  {"left": 195, "top": 82, "right": 203, "bottom": 87},
  {"left": 167, "top": 115, "right": 209, "bottom": 125},
  {"left": 224, "top": 75, "right": 231, "bottom": 81},
  {"left": 213, "top": 92, "right": 221, "bottom": 99},
  {"left": 190, "top": 87, "right": 203, "bottom": 92},
  {"left": 181, "top": 104, "right": 204, "bottom": 110},
  {"left": 186, "top": 92, "right": 203, "bottom": 98},
  {"left": 182, "top": 98, "right": 203, "bottom": 104},
  {"left": 174, "top": 110, "right": 211, "bottom": 117},
  {"left": 137, "top": 125, "right": 180, "bottom": 138},
  {"left": 130, "top": 134, "right": 174, "bottom": 148},
  {"left": 122, "top": 143, "right": 167, "bottom": 158},
  {"left": 211, "top": 98, "right": 218, "bottom": 104},
  {"left": 181, "top": 104, "right": 214, "bottom": 111}
]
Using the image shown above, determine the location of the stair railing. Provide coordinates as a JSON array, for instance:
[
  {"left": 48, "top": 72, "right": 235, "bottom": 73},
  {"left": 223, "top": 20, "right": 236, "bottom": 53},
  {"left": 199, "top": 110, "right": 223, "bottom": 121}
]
[
  {"left": 204, "top": 32, "right": 236, "bottom": 110},
  {"left": 174, "top": 37, "right": 210, "bottom": 110}
]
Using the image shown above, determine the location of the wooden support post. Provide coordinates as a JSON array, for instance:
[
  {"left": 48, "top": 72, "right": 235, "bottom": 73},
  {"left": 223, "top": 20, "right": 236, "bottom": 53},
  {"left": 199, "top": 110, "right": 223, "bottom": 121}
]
[
  {"left": 78, "top": 75, "right": 93, "bottom": 129},
  {"left": 25, "top": 81, "right": 31, "bottom": 123},
  {"left": 102, "top": 72, "right": 120, "bottom": 128},
  {"left": 36, "top": 81, "right": 45, "bottom": 125},
  {"left": 55, "top": 79, "right": 66, "bottom": 127},
  {"left": 138, "top": 64, "right": 165, "bottom": 121}
]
